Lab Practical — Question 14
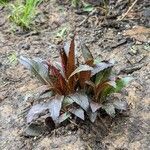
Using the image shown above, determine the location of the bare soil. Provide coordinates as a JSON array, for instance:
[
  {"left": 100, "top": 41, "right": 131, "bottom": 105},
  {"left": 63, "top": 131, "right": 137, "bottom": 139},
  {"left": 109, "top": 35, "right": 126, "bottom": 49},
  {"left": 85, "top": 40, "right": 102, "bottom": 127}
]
[{"left": 0, "top": 0, "right": 150, "bottom": 149}]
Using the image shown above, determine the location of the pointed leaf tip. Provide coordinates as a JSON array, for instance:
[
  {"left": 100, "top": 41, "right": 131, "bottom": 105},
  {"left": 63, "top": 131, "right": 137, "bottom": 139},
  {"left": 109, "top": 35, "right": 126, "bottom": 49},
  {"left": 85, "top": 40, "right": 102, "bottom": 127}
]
[
  {"left": 81, "top": 44, "right": 94, "bottom": 66},
  {"left": 102, "top": 103, "right": 116, "bottom": 118},
  {"left": 90, "top": 101, "right": 101, "bottom": 112},
  {"left": 70, "top": 108, "right": 85, "bottom": 120}
]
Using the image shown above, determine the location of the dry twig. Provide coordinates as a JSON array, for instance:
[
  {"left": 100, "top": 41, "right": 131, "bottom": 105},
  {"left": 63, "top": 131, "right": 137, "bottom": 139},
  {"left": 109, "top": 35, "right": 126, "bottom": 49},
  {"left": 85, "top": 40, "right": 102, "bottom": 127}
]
[{"left": 117, "top": 0, "right": 138, "bottom": 21}]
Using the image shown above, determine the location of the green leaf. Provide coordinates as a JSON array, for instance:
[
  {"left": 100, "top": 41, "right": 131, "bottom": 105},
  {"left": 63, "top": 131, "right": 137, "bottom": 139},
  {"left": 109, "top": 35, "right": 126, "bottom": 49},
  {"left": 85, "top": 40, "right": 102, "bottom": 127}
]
[
  {"left": 113, "top": 100, "right": 128, "bottom": 111},
  {"left": 69, "top": 64, "right": 93, "bottom": 79},
  {"left": 102, "top": 103, "right": 116, "bottom": 117},
  {"left": 71, "top": 0, "right": 80, "bottom": 7},
  {"left": 95, "top": 68, "right": 112, "bottom": 86},
  {"left": 96, "top": 81, "right": 116, "bottom": 101},
  {"left": 70, "top": 108, "right": 85, "bottom": 120},
  {"left": 56, "top": 27, "right": 67, "bottom": 38},
  {"left": 83, "top": 4, "right": 94, "bottom": 12},
  {"left": 69, "top": 92, "right": 89, "bottom": 111},
  {"left": 115, "top": 77, "right": 133, "bottom": 92},
  {"left": 8, "top": 52, "right": 18, "bottom": 65}
]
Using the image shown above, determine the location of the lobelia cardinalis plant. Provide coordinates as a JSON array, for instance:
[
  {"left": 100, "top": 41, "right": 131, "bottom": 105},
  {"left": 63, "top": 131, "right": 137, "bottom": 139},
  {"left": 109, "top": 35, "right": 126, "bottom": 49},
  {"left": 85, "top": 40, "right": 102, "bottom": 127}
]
[{"left": 20, "top": 36, "right": 133, "bottom": 130}]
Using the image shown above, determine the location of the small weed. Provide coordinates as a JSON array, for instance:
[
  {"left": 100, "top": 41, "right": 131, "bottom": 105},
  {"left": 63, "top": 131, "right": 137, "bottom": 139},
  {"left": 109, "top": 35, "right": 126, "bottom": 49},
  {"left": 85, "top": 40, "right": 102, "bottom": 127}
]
[
  {"left": 56, "top": 27, "right": 67, "bottom": 39},
  {"left": 82, "top": 2, "right": 94, "bottom": 12},
  {"left": 8, "top": 52, "right": 18, "bottom": 65},
  {"left": 9, "top": 0, "right": 42, "bottom": 29},
  {"left": 71, "top": 0, "right": 80, "bottom": 7},
  {"left": 0, "top": 0, "right": 8, "bottom": 5}
]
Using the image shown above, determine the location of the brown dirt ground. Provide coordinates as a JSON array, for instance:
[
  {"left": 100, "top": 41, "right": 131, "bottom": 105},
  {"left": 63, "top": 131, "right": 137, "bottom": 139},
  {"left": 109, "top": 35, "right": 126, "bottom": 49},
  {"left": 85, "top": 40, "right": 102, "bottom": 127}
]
[{"left": 0, "top": 0, "right": 150, "bottom": 149}]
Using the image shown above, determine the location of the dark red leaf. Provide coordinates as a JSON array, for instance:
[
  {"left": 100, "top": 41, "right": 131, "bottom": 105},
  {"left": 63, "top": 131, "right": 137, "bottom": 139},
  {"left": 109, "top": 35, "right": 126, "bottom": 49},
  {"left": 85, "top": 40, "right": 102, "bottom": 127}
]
[
  {"left": 79, "top": 71, "right": 91, "bottom": 88},
  {"left": 59, "top": 47, "right": 68, "bottom": 76},
  {"left": 66, "top": 36, "right": 76, "bottom": 92},
  {"left": 66, "top": 36, "right": 75, "bottom": 78}
]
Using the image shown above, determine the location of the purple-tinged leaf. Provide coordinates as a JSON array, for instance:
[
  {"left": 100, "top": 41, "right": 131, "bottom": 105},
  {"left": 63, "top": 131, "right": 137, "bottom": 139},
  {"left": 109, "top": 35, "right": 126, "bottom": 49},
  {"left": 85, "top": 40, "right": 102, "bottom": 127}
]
[
  {"left": 102, "top": 103, "right": 115, "bottom": 117},
  {"left": 113, "top": 100, "right": 128, "bottom": 111},
  {"left": 48, "top": 95, "right": 64, "bottom": 122},
  {"left": 81, "top": 44, "right": 94, "bottom": 66},
  {"left": 89, "top": 112, "right": 97, "bottom": 123},
  {"left": 58, "top": 112, "right": 71, "bottom": 123},
  {"left": 69, "top": 64, "right": 93, "bottom": 79},
  {"left": 70, "top": 108, "right": 85, "bottom": 120},
  {"left": 69, "top": 92, "right": 89, "bottom": 111},
  {"left": 52, "top": 61, "right": 65, "bottom": 78},
  {"left": 27, "top": 103, "right": 48, "bottom": 123},
  {"left": 90, "top": 101, "right": 101, "bottom": 112},
  {"left": 91, "top": 61, "right": 114, "bottom": 76},
  {"left": 19, "top": 56, "right": 50, "bottom": 85},
  {"left": 58, "top": 46, "right": 68, "bottom": 76}
]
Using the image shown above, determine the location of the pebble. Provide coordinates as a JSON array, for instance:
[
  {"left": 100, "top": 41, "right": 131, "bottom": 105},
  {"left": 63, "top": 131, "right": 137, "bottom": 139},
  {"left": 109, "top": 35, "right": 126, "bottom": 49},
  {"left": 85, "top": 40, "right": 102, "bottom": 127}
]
[
  {"left": 19, "top": 43, "right": 30, "bottom": 50},
  {"left": 51, "top": 143, "right": 58, "bottom": 148}
]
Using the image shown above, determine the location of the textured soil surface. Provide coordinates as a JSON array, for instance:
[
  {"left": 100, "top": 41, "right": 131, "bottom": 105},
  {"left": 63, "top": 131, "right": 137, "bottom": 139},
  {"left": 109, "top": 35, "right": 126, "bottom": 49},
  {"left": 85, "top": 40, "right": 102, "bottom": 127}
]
[{"left": 0, "top": 0, "right": 150, "bottom": 149}]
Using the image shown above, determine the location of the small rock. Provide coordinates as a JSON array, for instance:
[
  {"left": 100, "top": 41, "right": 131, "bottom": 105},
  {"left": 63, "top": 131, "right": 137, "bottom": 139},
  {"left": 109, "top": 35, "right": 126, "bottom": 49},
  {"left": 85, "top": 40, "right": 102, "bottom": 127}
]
[
  {"left": 0, "top": 18, "right": 5, "bottom": 27},
  {"left": 51, "top": 143, "right": 58, "bottom": 148},
  {"left": 0, "top": 91, "right": 7, "bottom": 102},
  {"left": 19, "top": 43, "right": 30, "bottom": 50},
  {"left": 0, "top": 62, "right": 2, "bottom": 67}
]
